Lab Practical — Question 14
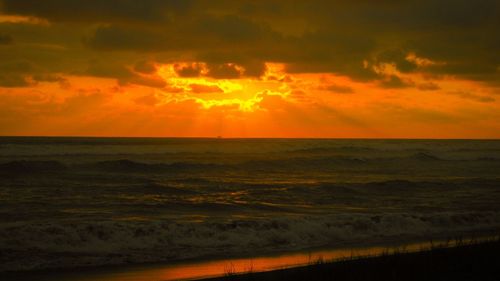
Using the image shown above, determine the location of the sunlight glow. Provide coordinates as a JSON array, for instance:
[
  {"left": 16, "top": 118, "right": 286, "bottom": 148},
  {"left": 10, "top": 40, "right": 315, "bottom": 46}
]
[{"left": 156, "top": 63, "right": 291, "bottom": 111}]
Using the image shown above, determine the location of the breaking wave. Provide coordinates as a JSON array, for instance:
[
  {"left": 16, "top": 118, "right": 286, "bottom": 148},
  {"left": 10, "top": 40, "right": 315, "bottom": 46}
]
[
  {"left": 80, "top": 159, "right": 221, "bottom": 173},
  {"left": 2, "top": 152, "right": 500, "bottom": 175},
  {"left": 1, "top": 211, "right": 499, "bottom": 271},
  {"left": 1, "top": 138, "right": 499, "bottom": 273}
]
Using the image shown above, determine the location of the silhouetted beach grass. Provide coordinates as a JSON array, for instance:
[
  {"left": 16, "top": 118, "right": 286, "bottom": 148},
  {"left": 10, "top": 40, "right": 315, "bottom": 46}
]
[{"left": 204, "top": 236, "right": 500, "bottom": 281}]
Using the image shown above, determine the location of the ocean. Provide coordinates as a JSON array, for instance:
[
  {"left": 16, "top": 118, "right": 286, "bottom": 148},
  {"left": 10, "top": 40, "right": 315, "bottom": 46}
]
[{"left": 1, "top": 137, "right": 499, "bottom": 272}]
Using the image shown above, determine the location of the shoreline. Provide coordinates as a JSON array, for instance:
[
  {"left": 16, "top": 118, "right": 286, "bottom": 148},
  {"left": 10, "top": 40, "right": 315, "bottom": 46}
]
[
  {"left": 202, "top": 237, "right": 500, "bottom": 281},
  {"left": 1, "top": 232, "right": 498, "bottom": 281}
]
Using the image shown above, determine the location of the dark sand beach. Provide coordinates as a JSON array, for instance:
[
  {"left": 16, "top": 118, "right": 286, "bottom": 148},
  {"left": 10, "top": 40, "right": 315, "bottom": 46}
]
[
  {"left": 203, "top": 237, "right": 500, "bottom": 281},
  {"left": 1, "top": 236, "right": 499, "bottom": 281}
]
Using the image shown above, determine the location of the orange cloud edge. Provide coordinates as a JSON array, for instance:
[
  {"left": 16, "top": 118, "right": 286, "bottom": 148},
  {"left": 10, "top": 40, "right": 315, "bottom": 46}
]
[{"left": 0, "top": 61, "right": 499, "bottom": 139}]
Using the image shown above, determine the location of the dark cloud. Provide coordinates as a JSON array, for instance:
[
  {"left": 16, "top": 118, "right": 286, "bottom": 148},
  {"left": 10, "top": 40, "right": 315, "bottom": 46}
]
[
  {"left": 196, "top": 15, "right": 274, "bottom": 43},
  {"left": 85, "top": 25, "right": 171, "bottom": 52},
  {"left": 173, "top": 61, "right": 266, "bottom": 79},
  {"left": 86, "top": 60, "right": 133, "bottom": 79},
  {"left": 417, "top": 82, "right": 440, "bottom": 91},
  {"left": 196, "top": 51, "right": 269, "bottom": 78},
  {"left": 0, "top": 60, "right": 66, "bottom": 87},
  {"left": 174, "top": 63, "right": 204, "bottom": 77},
  {"left": 206, "top": 63, "right": 242, "bottom": 79},
  {"left": 376, "top": 49, "right": 417, "bottom": 73},
  {"left": 276, "top": 29, "right": 378, "bottom": 81},
  {"left": 125, "top": 75, "right": 167, "bottom": 88},
  {"left": 320, "top": 83, "right": 355, "bottom": 94},
  {"left": 284, "top": 0, "right": 499, "bottom": 85},
  {"left": 1, "top": 0, "right": 193, "bottom": 23},
  {"left": 86, "top": 60, "right": 166, "bottom": 88},
  {"left": 0, "top": 74, "right": 33, "bottom": 87},
  {"left": 447, "top": 90, "right": 495, "bottom": 103},
  {"left": 241, "top": 60, "right": 267, "bottom": 77},
  {"left": 85, "top": 14, "right": 283, "bottom": 54},
  {"left": 0, "top": 60, "right": 34, "bottom": 87},
  {"left": 0, "top": 34, "right": 13, "bottom": 44},
  {"left": 379, "top": 75, "right": 413, "bottom": 89},
  {"left": 31, "top": 74, "right": 61, "bottom": 82},
  {"left": 0, "top": 0, "right": 498, "bottom": 87},
  {"left": 134, "top": 61, "right": 157, "bottom": 74},
  {"left": 0, "top": 60, "right": 35, "bottom": 73}
]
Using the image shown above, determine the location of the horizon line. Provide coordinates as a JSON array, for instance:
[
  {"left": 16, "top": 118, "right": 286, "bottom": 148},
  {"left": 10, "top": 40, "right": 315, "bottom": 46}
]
[{"left": 1, "top": 135, "right": 499, "bottom": 141}]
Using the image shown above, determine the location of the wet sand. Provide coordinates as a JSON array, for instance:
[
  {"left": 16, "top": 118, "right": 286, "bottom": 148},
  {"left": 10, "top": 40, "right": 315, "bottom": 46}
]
[
  {"left": 1, "top": 236, "right": 495, "bottom": 281},
  {"left": 203, "top": 237, "right": 500, "bottom": 281}
]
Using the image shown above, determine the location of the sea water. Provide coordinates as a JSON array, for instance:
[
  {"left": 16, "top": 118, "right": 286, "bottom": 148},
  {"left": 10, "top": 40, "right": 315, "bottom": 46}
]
[{"left": 1, "top": 137, "right": 499, "bottom": 271}]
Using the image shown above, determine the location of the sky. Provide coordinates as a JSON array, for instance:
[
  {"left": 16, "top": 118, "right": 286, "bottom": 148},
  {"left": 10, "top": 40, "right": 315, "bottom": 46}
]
[{"left": 0, "top": 0, "right": 499, "bottom": 138}]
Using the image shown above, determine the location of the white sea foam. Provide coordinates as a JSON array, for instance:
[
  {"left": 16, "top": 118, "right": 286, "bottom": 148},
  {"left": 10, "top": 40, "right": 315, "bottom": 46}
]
[
  {"left": 1, "top": 138, "right": 500, "bottom": 272},
  {"left": 1, "top": 211, "right": 499, "bottom": 272}
]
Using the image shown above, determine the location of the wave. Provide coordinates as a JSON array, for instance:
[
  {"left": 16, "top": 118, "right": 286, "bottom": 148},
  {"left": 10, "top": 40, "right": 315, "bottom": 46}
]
[
  {"left": 0, "top": 157, "right": 368, "bottom": 175},
  {"left": 79, "top": 159, "right": 222, "bottom": 173},
  {"left": 241, "top": 156, "right": 367, "bottom": 170},
  {"left": 1, "top": 211, "right": 499, "bottom": 272},
  {"left": 238, "top": 153, "right": 447, "bottom": 171},
  {"left": 476, "top": 157, "right": 500, "bottom": 162},
  {"left": 2, "top": 153, "right": 499, "bottom": 176},
  {"left": 0, "top": 159, "right": 223, "bottom": 175},
  {"left": 406, "top": 152, "right": 442, "bottom": 161},
  {"left": 136, "top": 182, "right": 200, "bottom": 195},
  {"left": 0, "top": 160, "right": 68, "bottom": 174},
  {"left": 291, "top": 146, "right": 377, "bottom": 153}
]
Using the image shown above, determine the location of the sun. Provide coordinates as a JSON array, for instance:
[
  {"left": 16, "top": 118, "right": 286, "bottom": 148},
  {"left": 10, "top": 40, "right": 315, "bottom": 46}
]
[{"left": 155, "top": 62, "right": 291, "bottom": 111}]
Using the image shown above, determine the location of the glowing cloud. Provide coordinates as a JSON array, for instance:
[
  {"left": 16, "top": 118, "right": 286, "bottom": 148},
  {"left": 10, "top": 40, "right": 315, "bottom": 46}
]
[{"left": 0, "top": 0, "right": 499, "bottom": 138}]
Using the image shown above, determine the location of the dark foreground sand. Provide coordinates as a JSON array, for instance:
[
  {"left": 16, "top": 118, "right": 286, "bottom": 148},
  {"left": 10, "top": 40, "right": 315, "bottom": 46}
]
[
  {"left": 203, "top": 238, "right": 500, "bottom": 281},
  {"left": 1, "top": 237, "right": 499, "bottom": 281}
]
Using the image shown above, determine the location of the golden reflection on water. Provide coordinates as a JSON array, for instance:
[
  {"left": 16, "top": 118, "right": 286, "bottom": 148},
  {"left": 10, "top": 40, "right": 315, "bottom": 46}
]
[{"left": 59, "top": 240, "right": 463, "bottom": 281}]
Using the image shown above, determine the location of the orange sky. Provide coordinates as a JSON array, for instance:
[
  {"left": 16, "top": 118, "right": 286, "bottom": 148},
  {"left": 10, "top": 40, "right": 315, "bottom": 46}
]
[{"left": 0, "top": 1, "right": 499, "bottom": 138}]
